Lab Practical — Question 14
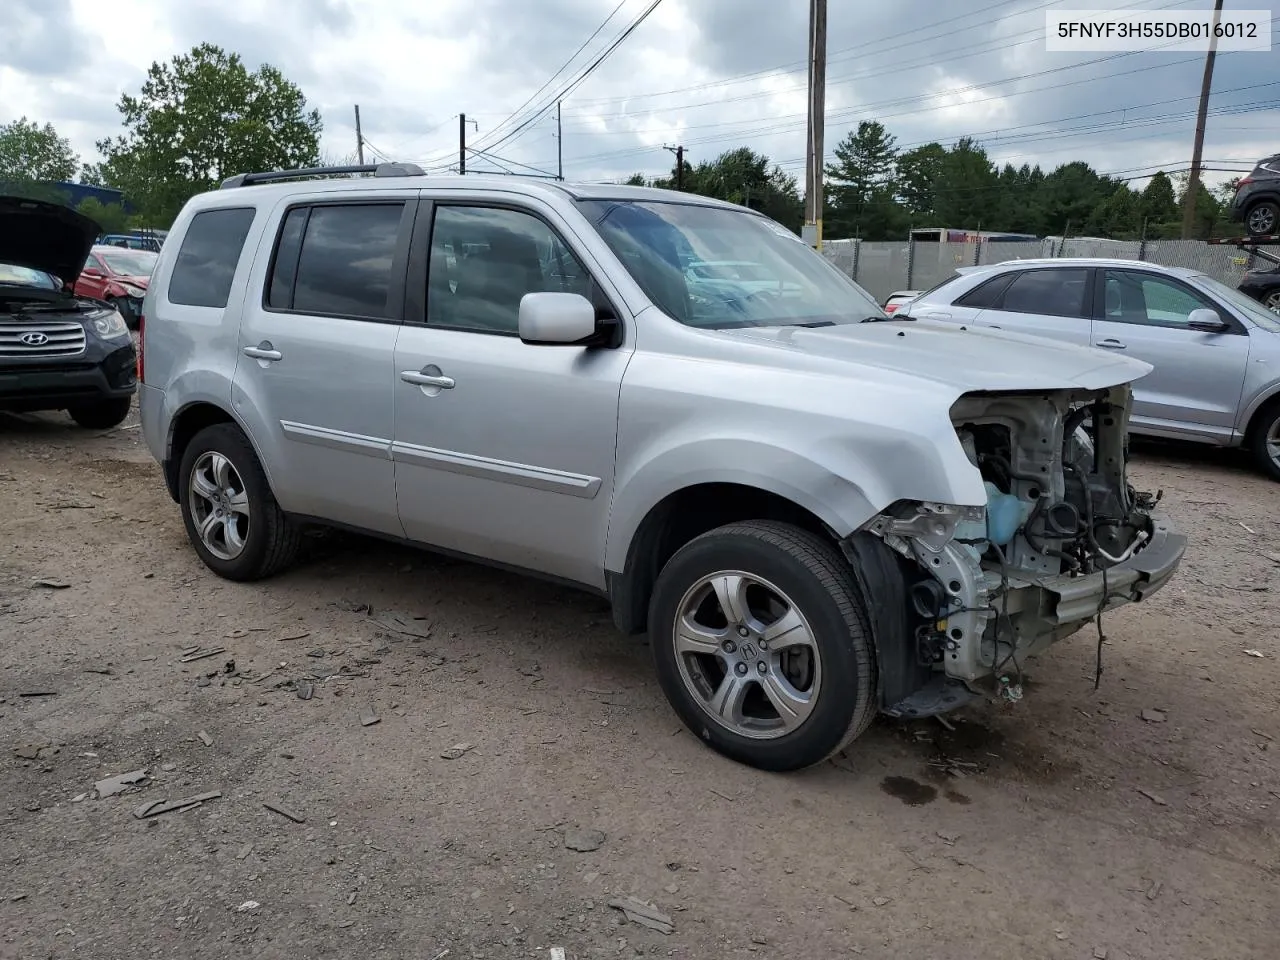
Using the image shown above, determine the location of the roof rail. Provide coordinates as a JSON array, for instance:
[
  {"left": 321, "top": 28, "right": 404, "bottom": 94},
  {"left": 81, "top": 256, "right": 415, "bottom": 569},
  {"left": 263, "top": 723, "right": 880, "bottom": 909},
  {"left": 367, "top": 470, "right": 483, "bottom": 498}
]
[{"left": 219, "top": 162, "right": 426, "bottom": 189}]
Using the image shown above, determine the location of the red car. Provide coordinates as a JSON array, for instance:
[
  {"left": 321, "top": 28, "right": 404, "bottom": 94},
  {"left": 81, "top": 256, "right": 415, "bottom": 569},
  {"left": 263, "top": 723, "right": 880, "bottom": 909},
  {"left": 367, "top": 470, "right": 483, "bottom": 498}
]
[{"left": 74, "top": 244, "right": 158, "bottom": 329}]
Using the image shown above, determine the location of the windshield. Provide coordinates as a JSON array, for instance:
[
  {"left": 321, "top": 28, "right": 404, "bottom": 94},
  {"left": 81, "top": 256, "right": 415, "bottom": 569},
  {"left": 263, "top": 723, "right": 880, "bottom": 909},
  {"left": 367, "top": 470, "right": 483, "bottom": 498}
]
[
  {"left": 101, "top": 250, "right": 157, "bottom": 276},
  {"left": 577, "top": 199, "right": 882, "bottom": 329},
  {"left": 1191, "top": 274, "right": 1280, "bottom": 333},
  {"left": 0, "top": 263, "right": 59, "bottom": 289}
]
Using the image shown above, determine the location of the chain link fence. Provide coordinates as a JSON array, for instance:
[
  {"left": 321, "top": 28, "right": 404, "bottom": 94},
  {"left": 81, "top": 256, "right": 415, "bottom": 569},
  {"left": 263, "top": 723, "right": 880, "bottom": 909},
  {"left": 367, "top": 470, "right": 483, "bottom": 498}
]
[{"left": 823, "top": 236, "right": 1267, "bottom": 305}]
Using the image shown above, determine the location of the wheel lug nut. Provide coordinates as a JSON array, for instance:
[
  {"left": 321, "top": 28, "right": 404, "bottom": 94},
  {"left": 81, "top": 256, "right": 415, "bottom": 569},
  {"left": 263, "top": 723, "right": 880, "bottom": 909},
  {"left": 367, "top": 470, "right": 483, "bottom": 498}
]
[
  {"left": 758, "top": 640, "right": 768, "bottom": 650},
  {"left": 735, "top": 663, "right": 748, "bottom": 676},
  {"left": 757, "top": 661, "right": 767, "bottom": 675},
  {"left": 737, "top": 626, "right": 749, "bottom": 638},
  {"left": 722, "top": 640, "right": 737, "bottom": 654}
]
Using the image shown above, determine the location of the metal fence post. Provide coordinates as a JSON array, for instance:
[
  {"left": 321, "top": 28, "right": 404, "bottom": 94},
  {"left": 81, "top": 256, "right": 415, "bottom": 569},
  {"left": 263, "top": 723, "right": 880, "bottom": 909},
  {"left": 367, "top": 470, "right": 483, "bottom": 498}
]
[
  {"left": 973, "top": 238, "right": 983, "bottom": 266},
  {"left": 906, "top": 235, "right": 915, "bottom": 289},
  {"left": 851, "top": 239, "right": 861, "bottom": 282},
  {"left": 1137, "top": 219, "right": 1148, "bottom": 261}
]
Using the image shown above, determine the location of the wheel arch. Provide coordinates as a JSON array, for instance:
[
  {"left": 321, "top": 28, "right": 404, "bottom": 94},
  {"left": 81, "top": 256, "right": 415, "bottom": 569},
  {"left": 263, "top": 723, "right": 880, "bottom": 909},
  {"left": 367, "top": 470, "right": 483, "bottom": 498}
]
[
  {"left": 1241, "top": 383, "right": 1280, "bottom": 446},
  {"left": 605, "top": 479, "right": 851, "bottom": 638},
  {"left": 164, "top": 401, "right": 262, "bottom": 503}
]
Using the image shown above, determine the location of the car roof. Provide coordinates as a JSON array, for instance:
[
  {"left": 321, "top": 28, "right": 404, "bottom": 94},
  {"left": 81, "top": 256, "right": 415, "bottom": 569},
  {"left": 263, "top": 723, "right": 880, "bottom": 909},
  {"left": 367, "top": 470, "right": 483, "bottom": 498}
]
[
  {"left": 957, "top": 258, "right": 1206, "bottom": 280},
  {"left": 91, "top": 244, "right": 156, "bottom": 254},
  {"left": 185, "top": 173, "right": 751, "bottom": 215}
]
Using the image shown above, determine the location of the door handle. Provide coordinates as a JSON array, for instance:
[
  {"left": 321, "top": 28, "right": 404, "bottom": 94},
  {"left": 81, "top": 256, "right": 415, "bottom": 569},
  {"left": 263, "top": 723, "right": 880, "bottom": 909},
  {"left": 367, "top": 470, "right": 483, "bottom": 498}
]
[
  {"left": 243, "top": 343, "right": 282, "bottom": 361},
  {"left": 400, "top": 370, "right": 455, "bottom": 389},
  {"left": 1096, "top": 338, "right": 1126, "bottom": 349}
]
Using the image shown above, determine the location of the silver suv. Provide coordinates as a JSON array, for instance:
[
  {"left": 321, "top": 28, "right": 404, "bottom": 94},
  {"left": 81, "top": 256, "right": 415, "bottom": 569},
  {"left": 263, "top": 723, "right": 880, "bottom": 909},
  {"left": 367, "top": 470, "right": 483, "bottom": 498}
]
[
  {"left": 138, "top": 164, "right": 1185, "bottom": 772},
  {"left": 907, "top": 258, "right": 1280, "bottom": 480}
]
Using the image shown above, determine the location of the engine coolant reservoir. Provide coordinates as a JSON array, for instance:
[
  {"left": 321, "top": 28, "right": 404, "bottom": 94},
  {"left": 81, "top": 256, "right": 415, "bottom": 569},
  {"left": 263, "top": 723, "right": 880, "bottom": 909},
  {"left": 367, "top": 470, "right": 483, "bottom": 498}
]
[{"left": 985, "top": 481, "right": 1028, "bottom": 548}]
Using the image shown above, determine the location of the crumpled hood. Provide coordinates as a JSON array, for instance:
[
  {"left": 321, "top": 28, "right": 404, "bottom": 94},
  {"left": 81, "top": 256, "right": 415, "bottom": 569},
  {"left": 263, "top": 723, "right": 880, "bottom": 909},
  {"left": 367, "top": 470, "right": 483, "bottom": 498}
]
[
  {"left": 716, "top": 318, "right": 1153, "bottom": 394},
  {"left": 116, "top": 274, "right": 151, "bottom": 289},
  {"left": 0, "top": 195, "right": 100, "bottom": 286}
]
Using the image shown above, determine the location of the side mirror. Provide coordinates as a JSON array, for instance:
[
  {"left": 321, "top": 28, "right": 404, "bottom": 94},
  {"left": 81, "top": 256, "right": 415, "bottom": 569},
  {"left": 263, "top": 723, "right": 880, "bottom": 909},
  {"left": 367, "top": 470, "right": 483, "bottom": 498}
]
[
  {"left": 82, "top": 267, "right": 102, "bottom": 278},
  {"left": 1187, "top": 308, "right": 1229, "bottom": 333},
  {"left": 519, "top": 291, "right": 598, "bottom": 345}
]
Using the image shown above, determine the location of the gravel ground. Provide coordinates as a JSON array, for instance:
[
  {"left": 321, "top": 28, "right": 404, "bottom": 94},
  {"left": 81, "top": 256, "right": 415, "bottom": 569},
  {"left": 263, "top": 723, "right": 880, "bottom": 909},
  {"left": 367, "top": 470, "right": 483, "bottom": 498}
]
[{"left": 1, "top": 407, "right": 1277, "bottom": 960}]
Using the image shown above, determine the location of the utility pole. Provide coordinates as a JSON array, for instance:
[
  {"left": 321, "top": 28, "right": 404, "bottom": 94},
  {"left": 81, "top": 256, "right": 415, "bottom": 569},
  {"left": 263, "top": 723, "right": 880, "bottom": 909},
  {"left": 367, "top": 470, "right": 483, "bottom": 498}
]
[
  {"left": 354, "top": 105, "right": 364, "bottom": 165},
  {"left": 1182, "top": 0, "right": 1224, "bottom": 239},
  {"left": 663, "top": 145, "right": 685, "bottom": 189},
  {"left": 556, "top": 101, "right": 564, "bottom": 181},
  {"left": 459, "top": 113, "right": 467, "bottom": 175},
  {"left": 803, "top": 0, "right": 827, "bottom": 250}
]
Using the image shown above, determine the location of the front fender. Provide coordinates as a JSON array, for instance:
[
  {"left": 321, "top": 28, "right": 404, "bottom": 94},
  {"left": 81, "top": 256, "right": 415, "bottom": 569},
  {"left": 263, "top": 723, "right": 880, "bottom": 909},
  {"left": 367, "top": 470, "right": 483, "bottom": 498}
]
[{"left": 603, "top": 430, "right": 984, "bottom": 574}]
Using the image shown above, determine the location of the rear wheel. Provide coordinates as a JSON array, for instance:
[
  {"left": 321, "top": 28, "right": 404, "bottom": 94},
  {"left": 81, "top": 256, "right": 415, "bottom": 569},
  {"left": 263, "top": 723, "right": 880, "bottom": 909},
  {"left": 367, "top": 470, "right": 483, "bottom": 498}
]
[
  {"left": 67, "top": 396, "right": 131, "bottom": 429},
  {"left": 178, "top": 423, "right": 301, "bottom": 580},
  {"left": 648, "top": 520, "right": 877, "bottom": 772},
  {"left": 1262, "top": 289, "right": 1280, "bottom": 313},
  {"left": 1245, "top": 200, "right": 1279, "bottom": 237},
  {"left": 1250, "top": 401, "right": 1280, "bottom": 482}
]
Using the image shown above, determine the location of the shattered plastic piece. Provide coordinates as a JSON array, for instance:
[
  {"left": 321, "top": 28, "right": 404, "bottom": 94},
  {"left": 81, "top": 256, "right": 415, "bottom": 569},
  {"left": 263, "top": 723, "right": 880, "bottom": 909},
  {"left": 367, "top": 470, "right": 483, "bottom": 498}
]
[
  {"left": 31, "top": 578, "right": 71, "bottom": 589},
  {"left": 564, "top": 828, "right": 606, "bottom": 852},
  {"left": 440, "top": 742, "right": 474, "bottom": 760},
  {"left": 180, "top": 647, "right": 226, "bottom": 663},
  {"left": 94, "top": 769, "right": 149, "bottom": 798},
  {"left": 1244, "top": 649, "right": 1265, "bottom": 658},
  {"left": 1140, "top": 708, "right": 1167, "bottom": 723},
  {"left": 607, "top": 897, "right": 674, "bottom": 934},
  {"left": 264, "top": 801, "right": 306, "bottom": 823},
  {"left": 360, "top": 707, "right": 380, "bottom": 727},
  {"left": 197, "top": 731, "right": 213, "bottom": 747},
  {"left": 134, "top": 791, "right": 221, "bottom": 819},
  {"left": 1137, "top": 788, "right": 1168, "bottom": 806},
  {"left": 236, "top": 900, "right": 260, "bottom": 912}
]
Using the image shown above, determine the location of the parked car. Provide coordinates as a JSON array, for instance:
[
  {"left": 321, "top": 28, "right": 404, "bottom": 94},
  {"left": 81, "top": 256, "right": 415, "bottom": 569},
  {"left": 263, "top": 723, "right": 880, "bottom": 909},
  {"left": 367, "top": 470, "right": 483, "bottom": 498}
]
[
  {"left": 100, "top": 232, "right": 163, "bottom": 253},
  {"left": 904, "top": 258, "right": 1280, "bottom": 479},
  {"left": 882, "top": 290, "right": 921, "bottom": 315},
  {"left": 138, "top": 164, "right": 1184, "bottom": 772},
  {"left": 1228, "top": 154, "right": 1280, "bottom": 237},
  {"left": 1238, "top": 263, "right": 1280, "bottom": 313},
  {"left": 0, "top": 196, "right": 137, "bottom": 428},
  {"left": 75, "top": 245, "right": 158, "bottom": 329}
]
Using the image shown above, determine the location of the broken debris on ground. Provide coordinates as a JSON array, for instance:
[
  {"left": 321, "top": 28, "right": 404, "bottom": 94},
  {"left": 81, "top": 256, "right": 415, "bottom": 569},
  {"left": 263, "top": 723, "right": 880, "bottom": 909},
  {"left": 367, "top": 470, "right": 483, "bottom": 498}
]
[{"left": 608, "top": 896, "right": 674, "bottom": 934}]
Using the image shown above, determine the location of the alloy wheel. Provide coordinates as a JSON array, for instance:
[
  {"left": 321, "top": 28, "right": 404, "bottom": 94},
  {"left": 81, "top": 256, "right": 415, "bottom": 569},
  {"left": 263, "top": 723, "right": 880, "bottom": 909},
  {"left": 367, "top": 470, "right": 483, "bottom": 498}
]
[
  {"left": 672, "top": 570, "right": 822, "bottom": 740},
  {"left": 188, "top": 451, "right": 250, "bottom": 561}
]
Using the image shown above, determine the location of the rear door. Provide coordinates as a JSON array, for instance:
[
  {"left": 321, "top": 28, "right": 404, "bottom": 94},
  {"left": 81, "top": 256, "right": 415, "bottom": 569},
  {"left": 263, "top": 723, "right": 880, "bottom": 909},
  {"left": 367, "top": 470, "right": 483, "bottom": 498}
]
[
  {"left": 972, "top": 266, "right": 1095, "bottom": 345},
  {"left": 232, "top": 194, "right": 416, "bottom": 536},
  {"left": 1090, "top": 267, "right": 1251, "bottom": 441}
]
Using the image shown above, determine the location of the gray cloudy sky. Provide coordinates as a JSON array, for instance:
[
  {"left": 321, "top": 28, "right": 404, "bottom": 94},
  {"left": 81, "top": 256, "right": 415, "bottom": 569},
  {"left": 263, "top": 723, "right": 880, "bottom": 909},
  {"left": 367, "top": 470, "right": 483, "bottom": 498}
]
[{"left": 2, "top": 0, "right": 1276, "bottom": 193}]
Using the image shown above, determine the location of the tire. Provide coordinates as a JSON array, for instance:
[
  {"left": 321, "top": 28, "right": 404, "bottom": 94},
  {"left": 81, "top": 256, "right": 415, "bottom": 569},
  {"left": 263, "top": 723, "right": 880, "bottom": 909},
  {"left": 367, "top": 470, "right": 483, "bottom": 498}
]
[
  {"left": 67, "top": 396, "right": 131, "bottom": 429},
  {"left": 178, "top": 423, "right": 301, "bottom": 581},
  {"left": 1245, "top": 200, "right": 1279, "bottom": 237},
  {"left": 1262, "top": 289, "right": 1280, "bottom": 314},
  {"left": 1249, "top": 401, "right": 1280, "bottom": 482},
  {"left": 648, "top": 520, "right": 877, "bottom": 772}
]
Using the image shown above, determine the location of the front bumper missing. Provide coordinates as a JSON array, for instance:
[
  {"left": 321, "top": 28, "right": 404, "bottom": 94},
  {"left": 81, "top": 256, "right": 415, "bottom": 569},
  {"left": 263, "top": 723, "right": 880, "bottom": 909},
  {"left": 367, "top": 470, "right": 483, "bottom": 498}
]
[{"left": 1029, "top": 516, "right": 1186, "bottom": 625}]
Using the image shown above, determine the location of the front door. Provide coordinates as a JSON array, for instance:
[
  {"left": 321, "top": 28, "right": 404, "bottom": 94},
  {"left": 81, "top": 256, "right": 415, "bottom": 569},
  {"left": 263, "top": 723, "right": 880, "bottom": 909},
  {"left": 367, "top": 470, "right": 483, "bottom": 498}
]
[
  {"left": 233, "top": 196, "right": 416, "bottom": 535},
  {"left": 1091, "top": 268, "right": 1251, "bottom": 442},
  {"left": 392, "top": 198, "right": 633, "bottom": 588}
]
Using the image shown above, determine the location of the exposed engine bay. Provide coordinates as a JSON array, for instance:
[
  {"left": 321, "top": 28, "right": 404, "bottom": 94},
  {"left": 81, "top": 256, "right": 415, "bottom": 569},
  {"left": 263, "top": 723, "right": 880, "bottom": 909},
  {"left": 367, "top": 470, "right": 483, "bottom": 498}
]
[{"left": 863, "top": 384, "right": 1182, "bottom": 710}]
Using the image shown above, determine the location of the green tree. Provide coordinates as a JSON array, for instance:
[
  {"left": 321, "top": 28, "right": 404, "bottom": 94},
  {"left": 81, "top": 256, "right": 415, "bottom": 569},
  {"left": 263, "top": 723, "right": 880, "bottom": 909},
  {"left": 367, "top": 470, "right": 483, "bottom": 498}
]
[
  {"left": 1139, "top": 172, "right": 1179, "bottom": 227},
  {"left": 1173, "top": 172, "right": 1223, "bottom": 239},
  {"left": 75, "top": 197, "right": 132, "bottom": 235},
  {"left": 823, "top": 121, "right": 900, "bottom": 237},
  {"left": 932, "top": 138, "right": 998, "bottom": 227},
  {"left": 895, "top": 143, "right": 947, "bottom": 218},
  {"left": 1090, "top": 185, "right": 1142, "bottom": 239},
  {"left": 91, "top": 43, "right": 322, "bottom": 226},
  {"left": 0, "top": 117, "right": 80, "bottom": 184},
  {"left": 624, "top": 173, "right": 647, "bottom": 186}
]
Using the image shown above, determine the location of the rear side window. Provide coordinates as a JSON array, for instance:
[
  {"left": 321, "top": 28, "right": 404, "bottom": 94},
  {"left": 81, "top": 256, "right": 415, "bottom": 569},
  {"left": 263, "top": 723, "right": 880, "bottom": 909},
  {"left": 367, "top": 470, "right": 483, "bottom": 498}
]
[
  {"left": 955, "top": 273, "right": 1015, "bottom": 308},
  {"left": 996, "top": 268, "right": 1089, "bottom": 318},
  {"left": 168, "top": 207, "right": 256, "bottom": 308},
  {"left": 266, "top": 203, "right": 405, "bottom": 319}
]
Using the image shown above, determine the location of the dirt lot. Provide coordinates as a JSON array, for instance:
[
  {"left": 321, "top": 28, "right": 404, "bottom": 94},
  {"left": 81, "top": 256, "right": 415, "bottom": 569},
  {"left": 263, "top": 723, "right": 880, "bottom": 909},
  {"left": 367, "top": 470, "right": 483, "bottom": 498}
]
[{"left": 1, "top": 406, "right": 1277, "bottom": 960}]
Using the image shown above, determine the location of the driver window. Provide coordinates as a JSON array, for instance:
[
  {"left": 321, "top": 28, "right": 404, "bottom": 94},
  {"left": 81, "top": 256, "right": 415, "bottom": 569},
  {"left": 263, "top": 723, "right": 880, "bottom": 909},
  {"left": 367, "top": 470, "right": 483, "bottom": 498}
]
[{"left": 1103, "top": 270, "right": 1216, "bottom": 329}]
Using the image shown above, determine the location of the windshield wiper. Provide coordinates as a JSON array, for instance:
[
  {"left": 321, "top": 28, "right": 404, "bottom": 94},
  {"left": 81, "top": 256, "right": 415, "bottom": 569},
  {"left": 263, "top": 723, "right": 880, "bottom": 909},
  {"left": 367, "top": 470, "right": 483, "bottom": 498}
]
[{"left": 794, "top": 320, "right": 836, "bottom": 327}]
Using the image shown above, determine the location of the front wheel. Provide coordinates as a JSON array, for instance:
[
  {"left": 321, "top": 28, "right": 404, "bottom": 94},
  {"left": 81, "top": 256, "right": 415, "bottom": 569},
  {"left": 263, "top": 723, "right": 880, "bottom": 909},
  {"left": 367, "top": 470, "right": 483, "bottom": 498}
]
[
  {"left": 178, "top": 423, "right": 301, "bottom": 580},
  {"left": 648, "top": 520, "right": 878, "bottom": 772},
  {"left": 1250, "top": 402, "right": 1280, "bottom": 482},
  {"left": 1245, "top": 200, "right": 1279, "bottom": 237},
  {"left": 67, "top": 396, "right": 131, "bottom": 429}
]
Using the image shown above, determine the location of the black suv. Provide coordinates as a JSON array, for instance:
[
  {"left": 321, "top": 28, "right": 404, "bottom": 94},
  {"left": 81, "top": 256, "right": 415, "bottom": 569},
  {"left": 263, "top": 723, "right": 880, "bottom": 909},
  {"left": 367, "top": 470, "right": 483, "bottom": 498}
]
[
  {"left": 0, "top": 195, "right": 137, "bottom": 429},
  {"left": 1229, "top": 154, "right": 1280, "bottom": 237}
]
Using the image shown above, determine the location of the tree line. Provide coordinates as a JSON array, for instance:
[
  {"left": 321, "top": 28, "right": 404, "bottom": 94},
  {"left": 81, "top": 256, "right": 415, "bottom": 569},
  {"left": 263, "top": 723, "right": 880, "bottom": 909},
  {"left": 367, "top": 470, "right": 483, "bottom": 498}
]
[
  {"left": 628, "top": 119, "right": 1238, "bottom": 242},
  {"left": 1, "top": 52, "right": 1238, "bottom": 242}
]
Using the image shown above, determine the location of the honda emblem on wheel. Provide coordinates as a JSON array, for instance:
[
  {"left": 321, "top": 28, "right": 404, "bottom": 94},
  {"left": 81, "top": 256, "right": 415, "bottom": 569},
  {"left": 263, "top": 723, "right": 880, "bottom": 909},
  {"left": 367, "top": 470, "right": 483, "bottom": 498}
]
[{"left": 20, "top": 331, "right": 49, "bottom": 346}]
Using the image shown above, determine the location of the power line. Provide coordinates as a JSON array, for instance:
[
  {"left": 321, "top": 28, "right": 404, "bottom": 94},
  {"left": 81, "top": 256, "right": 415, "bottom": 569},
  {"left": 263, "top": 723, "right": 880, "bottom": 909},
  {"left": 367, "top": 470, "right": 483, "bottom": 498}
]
[
  {"left": 473, "top": 0, "right": 629, "bottom": 153},
  {"left": 471, "top": 0, "right": 668, "bottom": 156}
]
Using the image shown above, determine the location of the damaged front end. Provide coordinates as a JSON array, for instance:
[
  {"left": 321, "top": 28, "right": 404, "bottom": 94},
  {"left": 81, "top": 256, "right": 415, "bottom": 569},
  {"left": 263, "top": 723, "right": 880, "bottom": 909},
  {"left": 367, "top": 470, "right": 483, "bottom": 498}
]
[{"left": 856, "top": 383, "right": 1186, "bottom": 718}]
